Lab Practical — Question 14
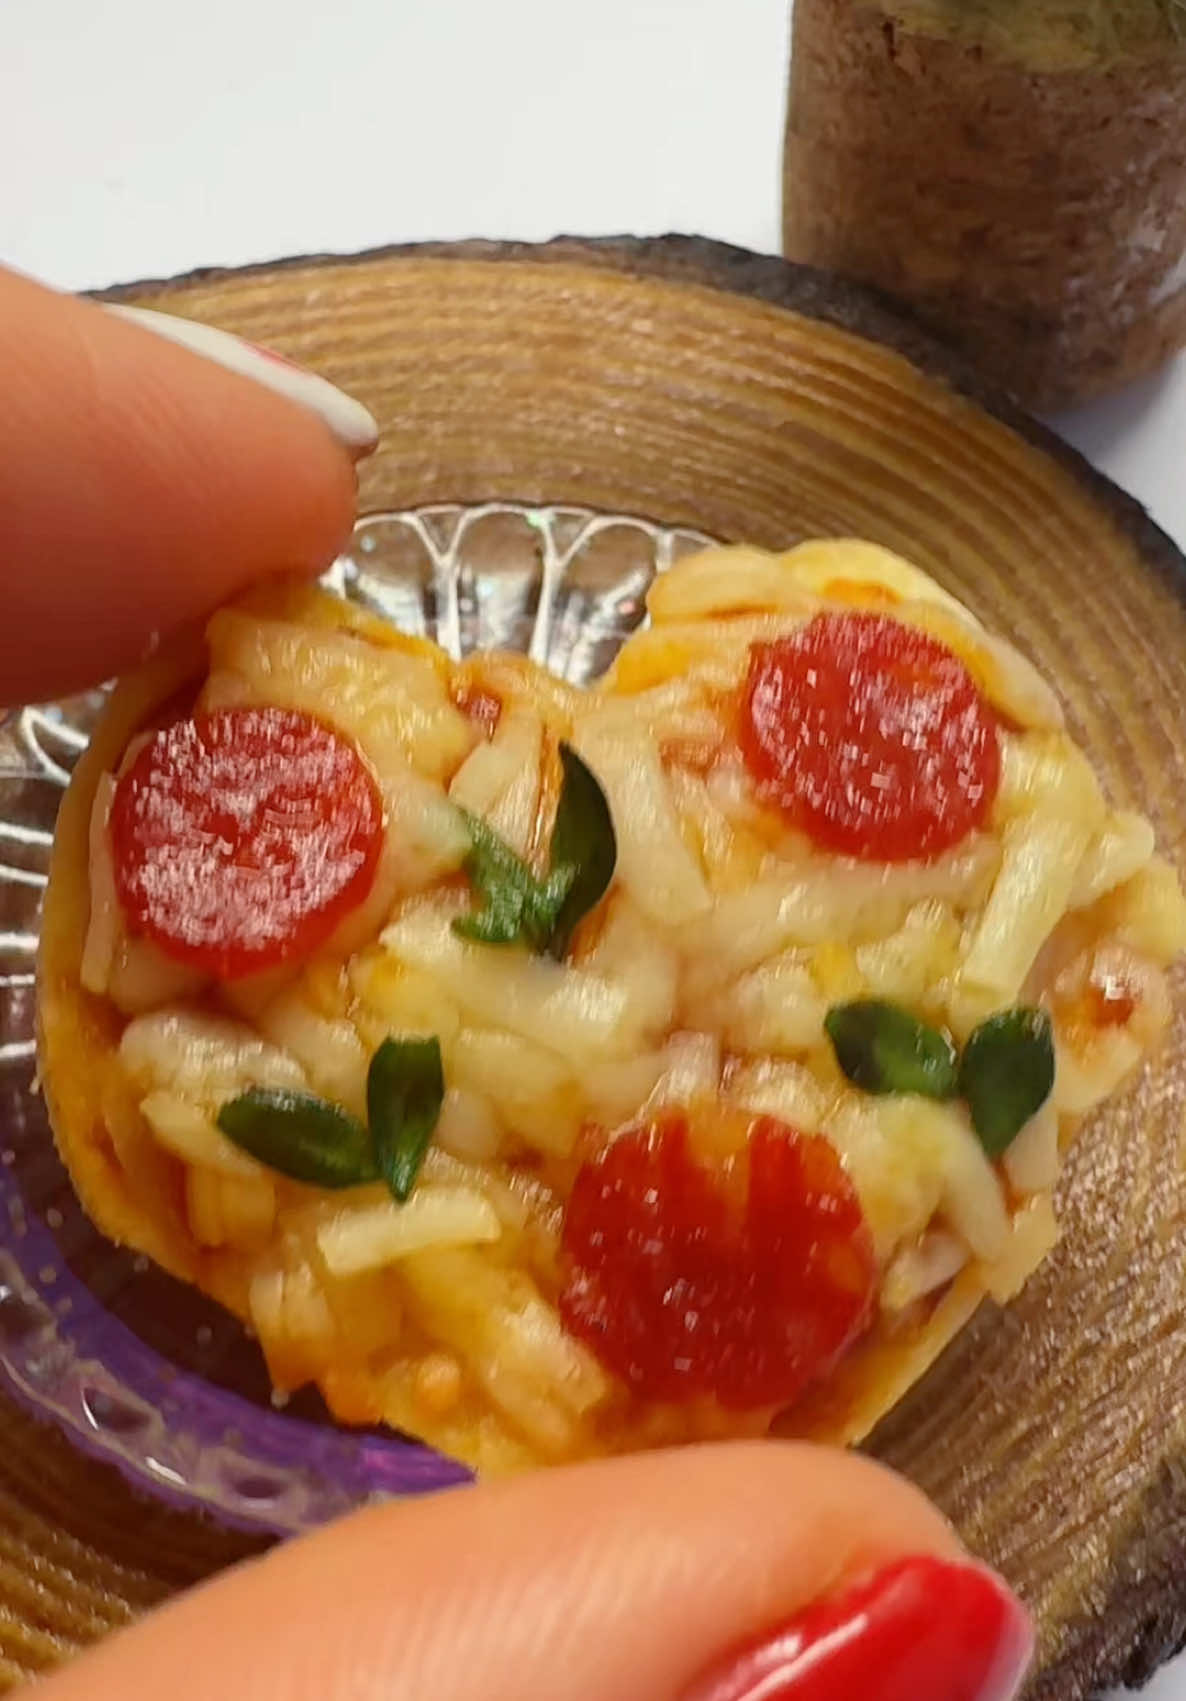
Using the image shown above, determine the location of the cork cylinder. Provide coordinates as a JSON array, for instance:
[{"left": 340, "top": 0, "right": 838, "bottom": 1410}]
[{"left": 783, "top": 0, "right": 1186, "bottom": 410}]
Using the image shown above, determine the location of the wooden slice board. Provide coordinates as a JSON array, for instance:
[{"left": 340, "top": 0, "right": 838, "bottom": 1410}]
[{"left": 8, "top": 237, "right": 1186, "bottom": 1698}]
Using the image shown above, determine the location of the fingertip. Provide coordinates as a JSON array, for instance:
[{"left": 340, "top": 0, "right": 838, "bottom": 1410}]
[{"left": 0, "top": 267, "right": 364, "bottom": 705}]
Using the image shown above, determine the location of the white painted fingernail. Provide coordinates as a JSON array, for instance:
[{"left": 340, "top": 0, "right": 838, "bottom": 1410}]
[{"left": 101, "top": 302, "right": 379, "bottom": 458}]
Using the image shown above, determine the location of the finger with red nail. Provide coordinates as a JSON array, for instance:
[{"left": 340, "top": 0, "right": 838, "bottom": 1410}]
[{"left": 36, "top": 1443, "right": 1031, "bottom": 1701}]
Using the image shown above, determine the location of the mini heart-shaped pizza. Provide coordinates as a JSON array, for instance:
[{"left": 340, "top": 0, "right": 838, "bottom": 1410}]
[{"left": 38, "top": 540, "right": 1186, "bottom": 1474}]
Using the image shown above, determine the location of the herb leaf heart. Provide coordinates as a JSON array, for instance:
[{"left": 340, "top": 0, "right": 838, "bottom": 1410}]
[
  {"left": 453, "top": 741, "right": 616, "bottom": 957},
  {"left": 453, "top": 812, "right": 575, "bottom": 949},
  {"left": 219, "top": 1039, "right": 446, "bottom": 1202}
]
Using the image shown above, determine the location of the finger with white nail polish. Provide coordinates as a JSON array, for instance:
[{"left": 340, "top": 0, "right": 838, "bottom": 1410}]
[{"left": 0, "top": 264, "right": 362, "bottom": 705}]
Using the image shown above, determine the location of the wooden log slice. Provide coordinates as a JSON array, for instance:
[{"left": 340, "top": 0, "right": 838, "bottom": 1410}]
[{"left": 3, "top": 236, "right": 1185, "bottom": 1699}]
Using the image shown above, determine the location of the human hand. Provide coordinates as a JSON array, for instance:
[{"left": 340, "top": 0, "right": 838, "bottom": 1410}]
[
  {"left": 0, "top": 264, "right": 372, "bottom": 708},
  {"left": 7, "top": 268, "right": 1031, "bottom": 1701},
  {"left": 35, "top": 1444, "right": 1030, "bottom": 1701}
]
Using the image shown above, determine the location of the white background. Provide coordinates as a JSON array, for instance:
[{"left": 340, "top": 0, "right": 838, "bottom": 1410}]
[{"left": 2, "top": 2, "right": 1184, "bottom": 1694}]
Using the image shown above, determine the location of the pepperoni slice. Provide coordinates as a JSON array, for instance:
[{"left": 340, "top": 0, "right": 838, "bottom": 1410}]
[
  {"left": 741, "top": 612, "right": 1000, "bottom": 863},
  {"left": 560, "top": 1112, "right": 874, "bottom": 1410},
  {"left": 111, "top": 707, "right": 383, "bottom": 979}
]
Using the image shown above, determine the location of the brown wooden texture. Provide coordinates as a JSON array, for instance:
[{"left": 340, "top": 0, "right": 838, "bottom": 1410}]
[
  {"left": 10, "top": 235, "right": 1182, "bottom": 1698},
  {"left": 784, "top": 0, "right": 1186, "bottom": 410}
]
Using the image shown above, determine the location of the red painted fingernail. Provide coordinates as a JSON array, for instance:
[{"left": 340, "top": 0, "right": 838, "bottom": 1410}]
[{"left": 681, "top": 1556, "right": 1033, "bottom": 1701}]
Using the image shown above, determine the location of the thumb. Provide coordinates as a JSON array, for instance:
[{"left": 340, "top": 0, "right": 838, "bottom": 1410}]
[{"left": 34, "top": 1443, "right": 1031, "bottom": 1701}]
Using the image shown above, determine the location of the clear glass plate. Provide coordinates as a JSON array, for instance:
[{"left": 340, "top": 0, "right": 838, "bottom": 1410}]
[{"left": 0, "top": 502, "right": 711, "bottom": 1535}]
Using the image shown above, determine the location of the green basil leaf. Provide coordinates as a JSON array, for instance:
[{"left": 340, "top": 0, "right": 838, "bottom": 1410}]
[
  {"left": 452, "top": 811, "right": 575, "bottom": 951},
  {"left": 367, "top": 1036, "right": 446, "bottom": 1202},
  {"left": 453, "top": 898, "right": 526, "bottom": 946},
  {"left": 452, "top": 747, "right": 615, "bottom": 957},
  {"left": 217, "top": 1089, "right": 377, "bottom": 1189},
  {"left": 452, "top": 870, "right": 529, "bottom": 946},
  {"left": 959, "top": 1006, "right": 1055, "bottom": 1157},
  {"left": 527, "top": 866, "right": 580, "bottom": 947},
  {"left": 459, "top": 810, "right": 536, "bottom": 894},
  {"left": 547, "top": 742, "right": 617, "bottom": 959},
  {"left": 825, "top": 1000, "right": 959, "bottom": 1099}
]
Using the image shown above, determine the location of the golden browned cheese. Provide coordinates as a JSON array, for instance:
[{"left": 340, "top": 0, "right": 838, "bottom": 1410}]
[{"left": 38, "top": 542, "right": 1186, "bottom": 1474}]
